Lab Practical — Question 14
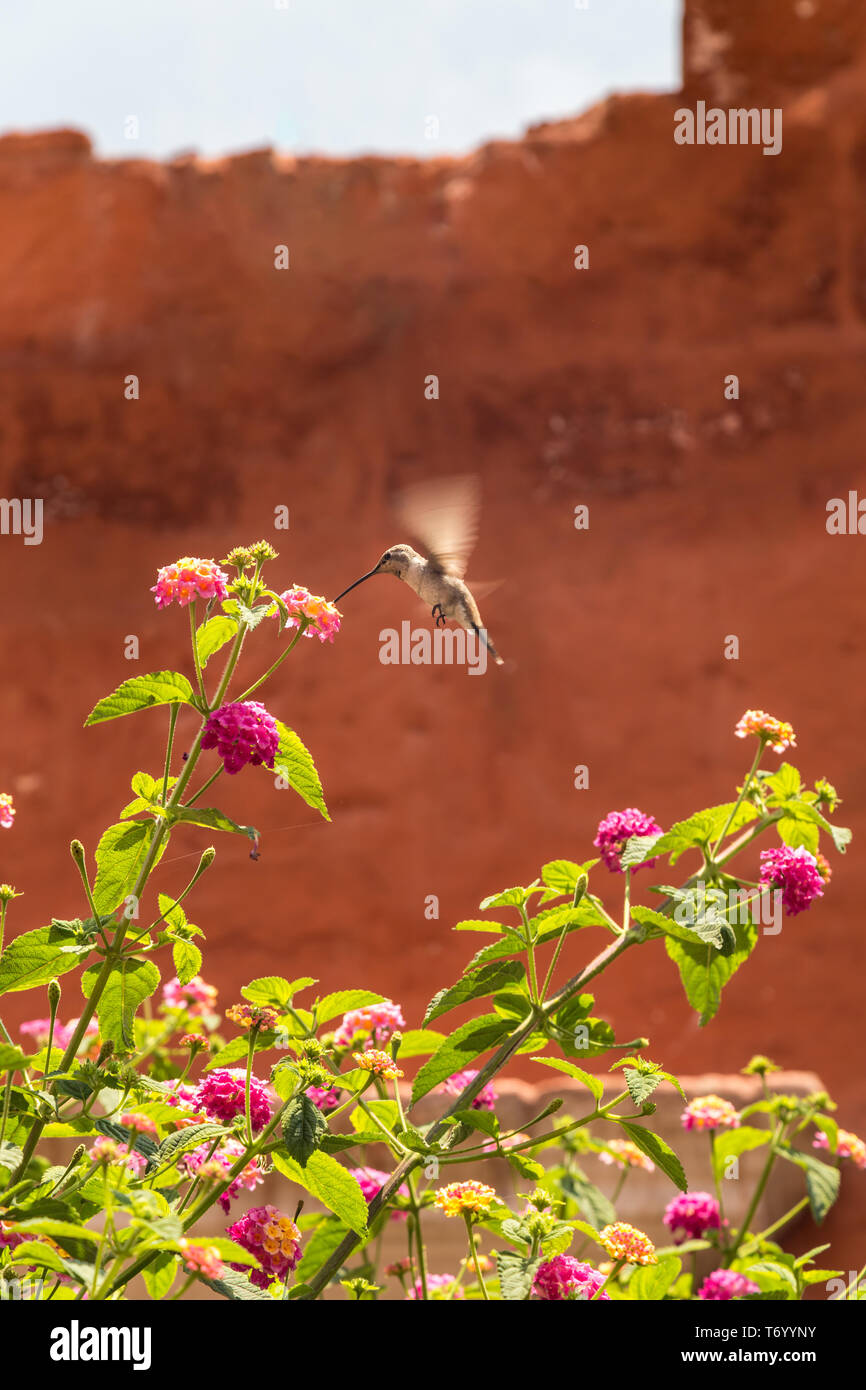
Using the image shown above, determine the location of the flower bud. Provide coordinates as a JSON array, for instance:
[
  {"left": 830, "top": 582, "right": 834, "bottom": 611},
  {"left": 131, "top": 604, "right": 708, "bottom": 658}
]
[
  {"left": 47, "top": 978, "right": 62, "bottom": 1011},
  {"left": 69, "top": 840, "right": 86, "bottom": 867}
]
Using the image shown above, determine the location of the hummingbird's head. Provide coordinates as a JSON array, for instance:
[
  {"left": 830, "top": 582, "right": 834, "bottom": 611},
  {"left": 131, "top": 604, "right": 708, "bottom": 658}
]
[{"left": 374, "top": 544, "right": 417, "bottom": 580}]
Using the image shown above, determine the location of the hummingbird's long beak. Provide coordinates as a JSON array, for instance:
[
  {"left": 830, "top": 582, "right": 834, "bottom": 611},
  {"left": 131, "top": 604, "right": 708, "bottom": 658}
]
[{"left": 333, "top": 565, "right": 380, "bottom": 603}]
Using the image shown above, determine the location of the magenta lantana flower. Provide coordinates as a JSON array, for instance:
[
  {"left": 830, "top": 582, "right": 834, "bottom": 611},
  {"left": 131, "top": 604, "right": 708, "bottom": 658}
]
[
  {"left": 406, "top": 1273, "right": 464, "bottom": 1299},
  {"left": 279, "top": 586, "right": 342, "bottom": 644},
  {"left": 227, "top": 1204, "right": 301, "bottom": 1290},
  {"left": 698, "top": 1269, "right": 760, "bottom": 1300},
  {"left": 20, "top": 1016, "right": 98, "bottom": 1051},
  {"left": 201, "top": 700, "right": 280, "bottom": 775},
  {"left": 354, "top": 1167, "right": 409, "bottom": 1220},
  {"left": 0, "top": 794, "right": 15, "bottom": 829},
  {"left": 814, "top": 1128, "right": 866, "bottom": 1170},
  {"left": 151, "top": 557, "right": 229, "bottom": 609},
  {"left": 306, "top": 1084, "right": 341, "bottom": 1112},
  {"left": 759, "top": 845, "right": 825, "bottom": 917},
  {"left": 681, "top": 1095, "right": 740, "bottom": 1131},
  {"left": 333, "top": 1000, "right": 405, "bottom": 1048},
  {"left": 594, "top": 808, "right": 662, "bottom": 873},
  {"left": 441, "top": 1069, "right": 497, "bottom": 1111},
  {"left": 162, "top": 975, "right": 218, "bottom": 1015},
  {"left": 663, "top": 1192, "right": 721, "bottom": 1243},
  {"left": 192, "top": 1068, "right": 272, "bottom": 1131},
  {"left": 533, "top": 1255, "right": 610, "bottom": 1301},
  {"left": 179, "top": 1138, "right": 264, "bottom": 1212}
]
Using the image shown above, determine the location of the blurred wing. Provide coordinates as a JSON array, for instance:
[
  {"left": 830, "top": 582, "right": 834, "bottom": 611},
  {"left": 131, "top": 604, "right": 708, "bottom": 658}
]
[{"left": 393, "top": 474, "right": 481, "bottom": 577}]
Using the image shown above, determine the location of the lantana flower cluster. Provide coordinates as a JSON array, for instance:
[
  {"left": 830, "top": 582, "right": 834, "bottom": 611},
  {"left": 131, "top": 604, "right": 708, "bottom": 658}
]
[
  {"left": 279, "top": 586, "right": 342, "bottom": 643},
  {"left": 759, "top": 845, "right": 825, "bottom": 916},
  {"left": 333, "top": 1000, "right": 405, "bottom": 1048},
  {"left": 594, "top": 807, "right": 662, "bottom": 873},
  {"left": 227, "top": 1205, "right": 301, "bottom": 1290},
  {"left": 151, "top": 557, "right": 229, "bottom": 609},
  {"left": 681, "top": 1095, "right": 741, "bottom": 1131},
  {"left": 734, "top": 709, "right": 796, "bottom": 754},
  {"left": 201, "top": 701, "right": 280, "bottom": 775}
]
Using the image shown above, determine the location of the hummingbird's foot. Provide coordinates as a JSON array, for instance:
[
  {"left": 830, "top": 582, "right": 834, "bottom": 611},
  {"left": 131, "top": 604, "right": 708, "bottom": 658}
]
[{"left": 431, "top": 604, "right": 447, "bottom": 628}]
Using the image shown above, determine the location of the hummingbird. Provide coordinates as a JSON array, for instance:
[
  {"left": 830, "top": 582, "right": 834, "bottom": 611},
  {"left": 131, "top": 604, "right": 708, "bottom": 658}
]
[{"left": 333, "top": 474, "right": 504, "bottom": 665}]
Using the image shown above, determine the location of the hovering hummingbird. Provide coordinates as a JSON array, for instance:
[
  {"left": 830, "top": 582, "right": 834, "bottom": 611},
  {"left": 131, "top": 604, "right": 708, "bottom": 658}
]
[{"left": 334, "top": 474, "right": 504, "bottom": 665}]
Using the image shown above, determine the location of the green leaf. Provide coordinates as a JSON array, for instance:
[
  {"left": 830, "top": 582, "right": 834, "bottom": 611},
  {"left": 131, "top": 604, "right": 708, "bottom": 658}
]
[
  {"left": 11, "top": 1218, "right": 98, "bottom": 1244},
  {"left": 541, "top": 859, "right": 598, "bottom": 896},
  {"left": 424, "top": 961, "right": 526, "bottom": 1025},
  {"left": 411, "top": 1014, "right": 514, "bottom": 1104},
  {"left": 507, "top": 1152, "right": 545, "bottom": 1181},
  {"left": 778, "top": 803, "right": 851, "bottom": 855},
  {"left": 199, "top": 1269, "right": 273, "bottom": 1300},
  {"left": 85, "top": 671, "right": 196, "bottom": 725},
  {"left": 142, "top": 1250, "right": 178, "bottom": 1300},
  {"left": 665, "top": 919, "right": 758, "bottom": 1026},
  {"left": 295, "top": 1218, "right": 355, "bottom": 1282},
  {"left": 204, "top": 1032, "right": 279, "bottom": 1070},
  {"left": 195, "top": 615, "right": 238, "bottom": 668},
  {"left": 616, "top": 1121, "right": 687, "bottom": 1191},
  {"left": 628, "top": 804, "right": 759, "bottom": 867},
  {"left": 316, "top": 989, "right": 384, "bottom": 1025},
  {"left": 559, "top": 1171, "right": 615, "bottom": 1230},
  {"left": 623, "top": 1068, "right": 663, "bottom": 1107},
  {"left": 242, "top": 976, "right": 315, "bottom": 1008},
  {"left": 479, "top": 886, "right": 530, "bottom": 911},
  {"left": 0, "top": 1044, "right": 30, "bottom": 1073},
  {"left": 154, "top": 1123, "right": 229, "bottom": 1166},
  {"left": 7, "top": 1239, "right": 70, "bottom": 1273},
  {"left": 628, "top": 1254, "right": 681, "bottom": 1300},
  {"left": 497, "top": 1251, "right": 541, "bottom": 1300},
  {"left": 453, "top": 919, "right": 506, "bottom": 934},
  {"left": 765, "top": 763, "right": 802, "bottom": 800},
  {"left": 272, "top": 720, "right": 329, "bottom": 821},
  {"left": 272, "top": 1150, "right": 368, "bottom": 1235},
  {"left": 93, "top": 820, "right": 164, "bottom": 914},
  {"left": 120, "top": 771, "right": 177, "bottom": 819},
  {"left": 171, "top": 937, "right": 203, "bottom": 987},
  {"left": 775, "top": 1144, "right": 841, "bottom": 1224},
  {"left": 282, "top": 1096, "right": 327, "bottom": 1168},
  {"left": 0, "top": 924, "right": 90, "bottom": 996},
  {"left": 171, "top": 806, "right": 258, "bottom": 847},
  {"left": 81, "top": 957, "right": 161, "bottom": 1050},
  {"left": 530, "top": 1056, "right": 604, "bottom": 1103},
  {"left": 394, "top": 1029, "right": 446, "bottom": 1058},
  {"left": 711, "top": 1126, "right": 771, "bottom": 1180}
]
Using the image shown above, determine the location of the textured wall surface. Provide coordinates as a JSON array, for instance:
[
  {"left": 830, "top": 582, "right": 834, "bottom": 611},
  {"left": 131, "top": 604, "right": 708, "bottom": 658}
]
[{"left": 1, "top": 0, "right": 865, "bottom": 1278}]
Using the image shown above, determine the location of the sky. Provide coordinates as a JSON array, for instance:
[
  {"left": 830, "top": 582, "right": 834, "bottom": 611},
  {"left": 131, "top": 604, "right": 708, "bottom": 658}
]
[{"left": 0, "top": 1, "right": 680, "bottom": 161}]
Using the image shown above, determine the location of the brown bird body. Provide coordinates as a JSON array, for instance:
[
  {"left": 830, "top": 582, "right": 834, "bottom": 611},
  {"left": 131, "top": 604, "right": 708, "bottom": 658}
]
[{"left": 334, "top": 476, "right": 504, "bottom": 665}]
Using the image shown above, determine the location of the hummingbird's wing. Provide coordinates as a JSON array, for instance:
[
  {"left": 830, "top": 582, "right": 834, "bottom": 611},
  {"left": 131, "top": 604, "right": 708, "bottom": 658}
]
[{"left": 393, "top": 474, "right": 481, "bottom": 578}]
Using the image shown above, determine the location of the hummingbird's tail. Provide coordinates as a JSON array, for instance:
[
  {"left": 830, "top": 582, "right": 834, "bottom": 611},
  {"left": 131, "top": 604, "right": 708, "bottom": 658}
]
[{"left": 474, "top": 626, "right": 504, "bottom": 666}]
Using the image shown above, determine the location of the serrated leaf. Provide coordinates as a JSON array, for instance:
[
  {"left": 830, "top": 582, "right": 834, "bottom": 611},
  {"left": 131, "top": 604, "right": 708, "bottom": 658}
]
[
  {"left": 424, "top": 961, "right": 526, "bottom": 1025},
  {"left": 711, "top": 1126, "right": 771, "bottom": 1181},
  {"left": 11, "top": 1218, "right": 98, "bottom": 1244},
  {"left": 199, "top": 1269, "right": 273, "bottom": 1300},
  {"left": 0, "top": 1142, "right": 24, "bottom": 1171},
  {"left": 411, "top": 1014, "right": 513, "bottom": 1104},
  {"left": 272, "top": 720, "right": 329, "bottom": 821},
  {"left": 665, "top": 919, "right": 758, "bottom": 1026},
  {"left": 204, "top": 1032, "right": 278, "bottom": 1070},
  {"left": 93, "top": 820, "right": 164, "bottom": 914},
  {"left": 171, "top": 806, "right": 258, "bottom": 846},
  {"left": 628, "top": 1254, "right": 681, "bottom": 1300},
  {"left": 81, "top": 957, "right": 161, "bottom": 1050},
  {"left": 623, "top": 1068, "right": 663, "bottom": 1107},
  {"left": 195, "top": 615, "right": 238, "bottom": 668},
  {"left": 617, "top": 1121, "right": 687, "bottom": 1191},
  {"left": 282, "top": 1095, "right": 327, "bottom": 1168},
  {"left": 541, "top": 859, "right": 598, "bottom": 896},
  {"left": 497, "top": 1250, "right": 541, "bottom": 1300},
  {"left": 453, "top": 919, "right": 505, "bottom": 934},
  {"left": 142, "top": 1250, "right": 178, "bottom": 1301},
  {"left": 316, "top": 989, "right": 384, "bottom": 1025},
  {"left": 242, "top": 976, "right": 314, "bottom": 1008},
  {"left": 0, "top": 924, "right": 90, "bottom": 996},
  {"left": 272, "top": 1150, "right": 368, "bottom": 1235},
  {"left": 775, "top": 1144, "right": 841, "bottom": 1224},
  {"left": 0, "top": 1044, "right": 30, "bottom": 1073},
  {"left": 172, "top": 937, "right": 202, "bottom": 987},
  {"left": 530, "top": 1056, "right": 604, "bottom": 1103},
  {"left": 295, "top": 1217, "right": 355, "bottom": 1281},
  {"left": 85, "top": 671, "right": 196, "bottom": 725},
  {"left": 394, "top": 1029, "right": 446, "bottom": 1058},
  {"left": 559, "top": 1171, "right": 615, "bottom": 1230},
  {"left": 154, "top": 1123, "right": 228, "bottom": 1165},
  {"left": 7, "top": 1239, "right": 70, "bottom": 1273},
  {"left": 479, "top": 886, "right": 529, "bottom": 911}
]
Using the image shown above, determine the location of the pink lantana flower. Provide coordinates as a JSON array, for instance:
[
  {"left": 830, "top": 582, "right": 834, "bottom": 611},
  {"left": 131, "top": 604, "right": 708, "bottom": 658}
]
[
  {"left": 663, "top": 1191, "right": 722, "bottom": 1243},
  {"left": 279, "top": 586, "right": 342, "bottom": 644},
  {"left": 227, "top": 1205, "right": 301, "bottom": 1290},
  {"left": 151, "top": 557, "right": 229, "bottom": 609},
  {"left": 192, "top": 1068, "right": 272, "bottom": 1131},
  {"left": 354, "top": 1167, "right": 409, "bottom": 1220},
  {"left": 759, "top": 845, "right": 825, "bottom": 917},
  {"left": 594, "top": 808, "right": 662, "bottom": 873},
  {"left": 533, "top": 1255, "right": 610, "bottom": 1301},
  {"left": 0, "top": 794, "right": 15, "bottom": 829},
  {"left": 333, "top": 1000, "right": 405, "bottom": 1048},
  {"left": 813, "top": 1128, "right": 866, "bottom": 1170},
  {"left": 441, "top": 1069, "right": 497, "bottom": 1111},
  {"left": 734, "top": 709, "right": 796, "bottom": 754},
  {"left": 179, "top": 1138, "right": 264, "bottom": 1212},
  {"left": 698, "top": 1269, "right": 760, "bottom": 1300},
  {"left": 681, "top": 1095, "right": 740, "bottom": 1131},
  {"left": 162, "top": 975, "right": 218, "bottom": 1016},
  {"left": 406, "top": 1273, "right": 464, "bottom": 1299},
  {"left": 201, "top": 701, "right": 280, "bottom": 775},
  {"left": 179, "top": 1240, "right": 225, "bottom": 1280},
  {"left": 20, "top": 1016, "right": 99, "bottom": 1051}
]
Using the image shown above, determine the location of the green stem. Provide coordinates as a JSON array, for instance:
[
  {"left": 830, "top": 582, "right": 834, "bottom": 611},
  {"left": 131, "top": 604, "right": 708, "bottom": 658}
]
[
  {"left": 520, "top": 904, "right": 539, "bottom": 1005},
  {"left": 184, "top": 766, "right": 224, "bottom": 808},
  {"left": 0, "top": 899, "right": 6, "bottom": 959},
  {"left": 163, "top": 705, "right": 179, "bottom": 805},
  {"left": 738, "top": 1195, "right": 808, "bottom": 1257},
  {"left": 190, "top": 603, "right": 208, "bottom": 707},
  {"left": 464, "top": 1213, "right": 489, "bottom": 1300},
  {"left": 244, "top": 1029, "right": 257, "bottom": 1145},
  {"left": 723, "top": 1122, "right": 782, "bottom": 1266},
  {"left": 0, "top": 1073, "right": 12, "bottom": 1146},
  {"left": 835, "top": 1261, "right": 866, "bottom": 1302},
  {"left": 406, "top": 1176, "right": 428, "bottom": 1300},
  {"left": 176, "top": 1136, "right": 222, "bottom": 1215},
  {"left": 235, "top": 619, "right": 309, "bottom": 703},
  {"left": 711, "top": 744, "right": 765, "bottom": 859}
]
